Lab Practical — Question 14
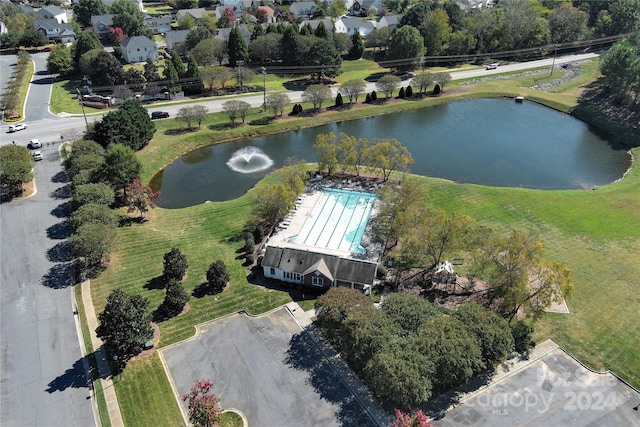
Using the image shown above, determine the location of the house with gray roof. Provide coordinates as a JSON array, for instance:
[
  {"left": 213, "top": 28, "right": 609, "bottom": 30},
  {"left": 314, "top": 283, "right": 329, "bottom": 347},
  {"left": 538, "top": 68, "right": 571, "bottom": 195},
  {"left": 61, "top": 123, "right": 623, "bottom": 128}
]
[
  {"left": 216, "top": 25, "right": 251, "bottom": 46},
  {"left": 120, "top": 35, "right": 158, "bottom": 63},
  {"left": 165, "top": 29, "right": 190, "bottom": 51},
  {"left": 91, "top": 14, "right": 114, "bottom": 42},
  {"left": 377, "top": 14, "right": 402, "bottom": 30},
  {"left": 334, "top": 16, "right": 376, "bottom": 37},
  {"left": 289, "top": 1, "right": 316, "bottom": 20},
  {"left": 145, "top": 14, "right": 172, "bottom": 34},
  {"left": 34, "top": 19, "right": 76, "bottom": 43},
  {"left": 299, "top": 19, "right": 333, "bottom": 32},
  {"left": 176, "top": 8, "right": 208, "bottom": 23},
  {"left": 262, "top": 246, "right": 378, "bottom": 292},
  {"left": 37, "top": 5, "right": 68, "bottom": 23}
]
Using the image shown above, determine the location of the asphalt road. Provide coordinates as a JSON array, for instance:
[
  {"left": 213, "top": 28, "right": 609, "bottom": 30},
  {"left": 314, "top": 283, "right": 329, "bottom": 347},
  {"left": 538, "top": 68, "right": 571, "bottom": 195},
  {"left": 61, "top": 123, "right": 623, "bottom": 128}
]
[
  {"left": 0, "top": 146, "right": 96, "bottom": 427},
  {"left": 27, "top": 52, "right": 58, "bottom": 122},
  {"left": 0, "top": 52, "right": 600, "bottom": 147}
]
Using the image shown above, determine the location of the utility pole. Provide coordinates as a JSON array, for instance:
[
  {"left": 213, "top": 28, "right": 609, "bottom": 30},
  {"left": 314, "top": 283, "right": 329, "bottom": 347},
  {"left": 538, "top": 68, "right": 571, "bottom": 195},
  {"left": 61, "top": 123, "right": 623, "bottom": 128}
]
[
  {"left": 261, "top": 66, "right": 267, "bottom": 111},
  {"left": 76, "top": 87, "right": 89, "bottom": 130}
]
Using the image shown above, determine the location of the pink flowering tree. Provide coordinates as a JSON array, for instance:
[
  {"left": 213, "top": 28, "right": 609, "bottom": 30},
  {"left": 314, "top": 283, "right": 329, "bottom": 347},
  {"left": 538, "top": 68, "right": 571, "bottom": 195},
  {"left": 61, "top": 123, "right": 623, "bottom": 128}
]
[
  {"left": 109, "top": 27, "right": 127, "bottom": 46},
  {"left": 393, "top": 409, "right": 431, "bottom": 427},
  {"left": 182, "top": 379, "right": 222, "bottom": 427},
  {"left": 125, "top": 179, "right": 160, "bottom": 219}
]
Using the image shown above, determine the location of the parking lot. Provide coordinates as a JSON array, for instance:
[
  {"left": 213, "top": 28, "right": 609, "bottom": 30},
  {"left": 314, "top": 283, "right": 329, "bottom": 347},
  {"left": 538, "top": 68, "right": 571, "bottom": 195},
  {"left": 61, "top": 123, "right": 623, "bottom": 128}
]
[
  {"left": 160, "top": 307, "right": 375, "bottom": 427},
  {"left": 432, "top": 342, "right": 640, "bottom": 426}
]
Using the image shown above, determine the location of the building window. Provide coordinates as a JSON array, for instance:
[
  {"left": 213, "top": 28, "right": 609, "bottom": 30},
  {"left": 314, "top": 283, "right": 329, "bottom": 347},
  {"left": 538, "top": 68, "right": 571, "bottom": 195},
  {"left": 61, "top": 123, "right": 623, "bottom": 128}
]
[
  {"left": 270, "top": 267, "right": 276, "bottom": 276},
  {"left": 311, "top": 277, "right": 324, "bottom": 287}
]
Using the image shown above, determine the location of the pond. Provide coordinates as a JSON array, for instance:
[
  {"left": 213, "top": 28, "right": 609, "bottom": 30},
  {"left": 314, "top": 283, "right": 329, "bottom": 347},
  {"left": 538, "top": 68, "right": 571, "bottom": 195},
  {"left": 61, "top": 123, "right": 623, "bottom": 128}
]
[{"left": 151, "top": 99, "right": 631, "bottom": 209}]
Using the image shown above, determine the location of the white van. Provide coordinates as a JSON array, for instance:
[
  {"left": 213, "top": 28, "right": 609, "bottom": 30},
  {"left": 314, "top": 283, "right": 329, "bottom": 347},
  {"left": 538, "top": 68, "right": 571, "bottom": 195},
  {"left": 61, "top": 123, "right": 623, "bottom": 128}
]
[{"left": 486, "top": 63, "right": 499, "bottom": 70}]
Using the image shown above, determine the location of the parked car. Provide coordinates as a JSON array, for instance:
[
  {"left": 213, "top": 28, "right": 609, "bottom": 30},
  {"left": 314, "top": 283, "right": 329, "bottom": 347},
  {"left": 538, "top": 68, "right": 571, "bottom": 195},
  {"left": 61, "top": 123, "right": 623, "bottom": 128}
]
[
  {"left": 32, "top": 151, "right": 43, "bottom": 161},
  {"left": 151, "top": 111, "right": 169, "bottom": 119},
  {"left": 27, "top": 139, "right": 42, "bottom": 149},
  {"left": 486, "top": 63, "right": 499, "bottom": 70},
  {"left": 8, "top": 123, "right": 27, "bottom": 132}
]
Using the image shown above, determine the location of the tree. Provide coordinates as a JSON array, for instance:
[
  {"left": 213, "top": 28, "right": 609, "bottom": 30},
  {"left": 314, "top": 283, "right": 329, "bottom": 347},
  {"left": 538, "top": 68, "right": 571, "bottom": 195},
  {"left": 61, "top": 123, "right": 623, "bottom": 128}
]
[
  {"left": 335, "top": 92, "right": 344, "bottom": 107},
  {"left": 88, "top": 51, "right": 124, "bottom": 86},
  {"left": 301, "top": 37, "right": 342, "bottom": 78},
  {"left": 69, "top": 203, "right": 120, "bottom": 231},
  {"left": 249, "top": 33, "right": 283, "bottom": 64},
  {"left": 182, "top": 380, "right": 222, "bottom": 427},
  {"left": 95, "top": 289, "right": 153, "bottom": 369},
  {"left": 472, "top": 230, "right": 573, "bottom": 321},
  {"left": 111, "top": 0, "right": 149, "bottom": 37},
  {"left": 191, "top": 38, "right": 224, "bottom": 66},
  {"left": 109, "top": 27, "right": 127, "bottom": 46},
  {"left": 214, "top": 66, "right": 234, "bottom": 89},
  {"left": 123, "top": 68, "right": 145, "bottom": 90},
  {"left": 90, "top": 99, "right": 156, "bottom": 151},
  {"left": 222, "top": 100, "right": 250, "bottom": 125},
  {"left": 71, "top": 33, "right": 103, "bottom": 65},
  {"left": 282, "top": 25, "right": 300, "bottom": 66},
  {"left": 420, "top": 8, "right": 452, "bottom": 56},
  {"left": 177, "top": 14, "right": 196, "bottom": 30},
  {"left": 415, "top": 314, "right": 484, "bottom": 393},
  {"left": 549, "top": 3, "right": 588, "bottom": 43},
  {"left": 366, "top": 137, "right": 414, "bottom": 181},
  {"left": 0, "top": 145, "right": 33, "bottom": 195},
  {"left": 339, "top": 79, "right": 366, "bottom": 104},
  {"left": 206, "top": 260, "right": 230, "bottom": 294},
  {"left": 329, "top": 0, "right": 347, "bottom": 18},
  {"left": 392, "top": 410, "right": 431, "bottom": 427},
  {"left": 71, "top": 223, "right": 118, "bottom": 266},
  {"left": 19, "top": 28, "right": 48, "bottom": 47},
  {"left": 349, "top": 32, "right": 365, "bottom": 59},
  {"left": 163, "top": 248, "right": 188, "bottom": 282},
  {"left": 170, "top": 51, "right": 188, "bottom": 78},
  {"left": 79, "top": 48, "right": 103, "bottom": 77},
  {"left": 302, "top": 84, "right": 332, "bottom": 110},
  {"left": 380, "top": 292, "right": 440, "bottom": 337},
  {"left": 412, "top": 71, "right": 433, "bottom": 95},
  {"left": 99, "top": 144, "right": 142, "bottom": 195},
  {"left": 217, "top": 7, "right": 235, "bottom": 28},
  {"left": 315, "top": 287, "right": 374, "bottom": 347},
  {"left": 366, "top": 27, "right": 390, "bottom": 51},
  {"left": 185, "top": 26, "right": 214, "bottom": 51},
  {"left": 177, "top": 105, "right": 209, "bottom": 129},
  {"left": 386, "top": 25, "right": 425, "bottom": 71},
  {"left": 162, "top": 279, "right": 190, "bottom": 317},
  {"left": 125, "top": 178, "right": 160, "bottom": 218},
  {"left": 376, "top": 74, "right": 401, "bottom": 99},
  {"left": 314, "top": 21, "right": 331, "bottom": 41},
  {"left": 314, "top": 132, "right": 341, "bottom": 175},
  {"left": 609, "top": 0, "right": 640, "bottom": 34},
  {"left": 227, "top": 26, "right": 249, "bottom": 67},
  {"left": 433, "top": 72, "right": 451, "bottom": 92},
  {"left": 265, "top": 93, "right": 290, "bottom": 117},
  {"left": 333, "top": 32, "right": 352, "bottom": 55},
  {"left": 254, "top": 183, "right": 296, "bottom": 224},
  {"left": 73, "top": 0, "right": 108, "bottom": 27},
  {"left": 453, "top": 303, "right": 514, "bottom": 368},
  {"left": 72, "top": 183, "right": 115, "bottom": 209}
]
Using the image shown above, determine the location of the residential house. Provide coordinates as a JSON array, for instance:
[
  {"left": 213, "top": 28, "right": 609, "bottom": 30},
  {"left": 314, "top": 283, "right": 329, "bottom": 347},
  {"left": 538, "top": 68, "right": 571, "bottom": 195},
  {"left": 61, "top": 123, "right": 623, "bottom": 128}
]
[
  {"left": 33, "top": 19, "right": 76, "bottom": 43},
  {"left": 256, "top": 6, "right": 276, "bottom": 23},
  {"left": 377, "top": 14, "right": 402, "bottom": 30},
  {"left": 165, "top": 29, "right": 190, "bottom": 51},
  {"left": 103, "top": 0, "right": 144, "bottom": 12},
  {"left": 37, "top": 5, "right": 68, "bottom": 23},
  {"left": 262, "top": 246, "right": 378, "bottom": 292},
  {"left": 176, "top": 8, "right": 208, "bottom": 24},
  {"left": 334, "top": 16, "right": 376, "bottom": 37},
  {"left": 215, "top": 5, "right": 240, "bottom": 22},
  {"left": 145, "top": 14, "right": 172, "bottom": 34},
  {"left": 120, "top": 35, "right": 157, "bottom": 63},
  {"left": 349, "top": 0, "right": 383, "bottom": 16},
  {"left": 18, "top": 4, "right": 36, "bottom": 14},
  {"left": 216, "top": 25, "right": 251, "bottom": 46},
  {"left": 91, "top": 14, "right": 114, "bottom": 42},
  {"left": 455, "top": 0, "right": 495, "bottom": 10},
  {"left": 298, "top": 19, "right": 333, "bottom": 33},
  {"left": 288, "top": 1, "right": 316, "bottom": 20}
]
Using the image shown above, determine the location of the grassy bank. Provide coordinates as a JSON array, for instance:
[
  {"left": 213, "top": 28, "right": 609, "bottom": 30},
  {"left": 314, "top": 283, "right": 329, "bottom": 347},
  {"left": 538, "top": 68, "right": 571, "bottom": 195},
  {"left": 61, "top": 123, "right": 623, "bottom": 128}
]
[{"left": 90, "top": 59, "right": 640, "bottom": 425}]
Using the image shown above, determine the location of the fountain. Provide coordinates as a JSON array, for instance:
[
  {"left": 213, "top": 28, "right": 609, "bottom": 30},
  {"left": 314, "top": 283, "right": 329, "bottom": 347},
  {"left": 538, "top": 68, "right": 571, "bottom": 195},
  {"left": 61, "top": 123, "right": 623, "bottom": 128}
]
[{"left": 226, "top": 146, "right": 274, "bottom": 174}]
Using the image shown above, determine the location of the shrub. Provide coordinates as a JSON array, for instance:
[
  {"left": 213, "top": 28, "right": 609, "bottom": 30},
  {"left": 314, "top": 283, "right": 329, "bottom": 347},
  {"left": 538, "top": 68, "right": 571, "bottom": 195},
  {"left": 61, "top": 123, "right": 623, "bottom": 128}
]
[
  {"left": 405, "top": 85, "right": 413, "bottom": 97},
  {"left": 162, "top": 279, "right": 190, "bottom": 317},
  {"left": 335, "top": 92, "right": 344, "bottom": 107},
  {"left": 252, "top": 224, "right": 264, "bottom": 243},
  {"left": 398, "top": 87, "right": 405, "bottom": 99},
  {"left": 72, "top": 183, "right": 115, "bottom": 209},
  {"left": 206, "top": 260, "right": 230, "bottom": 294},
  {"left": 163, "top": 248, "right": 188, "bottom": 282},
  {"left": 371, "top": 90, "right": 377, "bottom": 101},
  {"left": 244, "top": 238, "right": 255, "bottom": 255},
  {"left": 365, "top": 93, "right": 372, "bottom": 103},
  {"left": 246, "top": 254, "right": 254, "bottom": 265},
  {"left": 69, "top": 203, "right": 120, "bottom": 231},
  {"left": 433, "top": 84, "right": 441, "bottom": 95},
  {"left": 510, "top": 320, "right": 535, "bottom": 353}
]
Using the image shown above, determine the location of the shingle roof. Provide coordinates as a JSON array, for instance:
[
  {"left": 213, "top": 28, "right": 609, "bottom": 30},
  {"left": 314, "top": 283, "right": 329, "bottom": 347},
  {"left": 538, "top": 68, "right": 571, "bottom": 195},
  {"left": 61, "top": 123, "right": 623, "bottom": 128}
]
[
  {"left": 39, "top": 5, "right": 65, "bottom": 16},
  {"left": 120, "top": 35, "right": 156, "bottom": 49},
  {"left": 165, "top": 29, "right": 190, "bottom": 45},
  {"left": 176, "top": 8, "right": 207, "bottom": 20}
]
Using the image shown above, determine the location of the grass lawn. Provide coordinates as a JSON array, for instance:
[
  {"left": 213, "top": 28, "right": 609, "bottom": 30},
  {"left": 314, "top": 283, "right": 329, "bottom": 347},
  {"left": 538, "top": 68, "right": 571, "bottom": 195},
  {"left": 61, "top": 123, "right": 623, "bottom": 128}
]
[{"left": 89, "top": 59, "right": 640, "bottom": 425}]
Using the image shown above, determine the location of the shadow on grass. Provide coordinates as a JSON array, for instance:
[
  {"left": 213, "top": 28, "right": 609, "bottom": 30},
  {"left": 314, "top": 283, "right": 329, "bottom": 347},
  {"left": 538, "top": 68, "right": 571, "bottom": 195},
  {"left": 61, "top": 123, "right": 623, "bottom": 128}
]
[
  {"left": 45, "top": 356, "right": 91, "bottom": 393},
  {"left": 164, "top": 127, "right": 199, "bottom": 136},
  {"left": 208, "top": 123, "right": 235, "bottom": 131},
  {"left": 144, "top": 275, "right": 166, "bottom": 290}
]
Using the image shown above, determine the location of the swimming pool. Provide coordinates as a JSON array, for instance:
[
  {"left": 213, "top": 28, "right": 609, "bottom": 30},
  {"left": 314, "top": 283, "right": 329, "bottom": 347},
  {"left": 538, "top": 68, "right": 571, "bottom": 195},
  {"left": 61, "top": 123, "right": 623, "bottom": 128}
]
[{"left": 294, "top": 189, "right": 377, "bottom": 254}]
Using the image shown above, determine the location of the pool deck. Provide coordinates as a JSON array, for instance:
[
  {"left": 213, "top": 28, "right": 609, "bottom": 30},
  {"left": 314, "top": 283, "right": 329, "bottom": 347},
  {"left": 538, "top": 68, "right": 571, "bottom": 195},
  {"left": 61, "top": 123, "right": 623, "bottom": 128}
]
[{"left": 267, "top": 187, "right": 381, "bottom": 263}]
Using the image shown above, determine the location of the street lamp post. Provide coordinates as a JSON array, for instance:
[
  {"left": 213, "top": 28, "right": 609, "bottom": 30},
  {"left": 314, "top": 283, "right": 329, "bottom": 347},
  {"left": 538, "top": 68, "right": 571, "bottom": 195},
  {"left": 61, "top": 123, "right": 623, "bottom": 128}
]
[{"left": 261, "top": 66, "right": 267, "bottom": 111}]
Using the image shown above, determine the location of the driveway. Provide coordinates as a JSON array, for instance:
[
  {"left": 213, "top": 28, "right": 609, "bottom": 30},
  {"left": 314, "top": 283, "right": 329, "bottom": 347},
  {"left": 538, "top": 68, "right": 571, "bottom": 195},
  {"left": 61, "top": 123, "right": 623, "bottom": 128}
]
[
  {"left": 431, "top": 341, "right": 640, "bottom": 426},
  {"left": 161, "top": 307, "right": 376, "bottom": 427},
  {"left": 27, "top": 52, "right": 58, "bottom": 121},
  {"left": 0, "top": 146, "right": 95, "bottom": 426}
]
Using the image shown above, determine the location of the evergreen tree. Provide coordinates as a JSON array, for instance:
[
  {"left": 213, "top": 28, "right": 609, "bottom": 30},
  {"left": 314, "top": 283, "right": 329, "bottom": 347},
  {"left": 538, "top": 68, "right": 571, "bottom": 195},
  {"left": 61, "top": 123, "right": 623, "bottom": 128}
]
[
  {"left": 282, "top": 25, "right": 299, "bottom": 66},
  {"left": 349, "top": 32, "right": 365, "bottom": 59},
  {"left": 335, "top": 92, "right": 344, "bottom": 107},
  {"left": 227, "top": 26, "right": 249, "bottom": 67},
  {"left": 171, "top": 51, "right": 187, "bottom": 78},
  {"left": 314, "top": 21, "right": 331, "bottom": 41},
  {"left": 162, "top": 279, "right": 190, "bottom": 317}
]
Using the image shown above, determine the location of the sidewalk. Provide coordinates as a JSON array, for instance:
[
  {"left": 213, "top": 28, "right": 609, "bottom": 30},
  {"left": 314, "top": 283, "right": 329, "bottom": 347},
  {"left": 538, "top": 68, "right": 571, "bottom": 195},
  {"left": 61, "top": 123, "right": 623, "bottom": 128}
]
[{"left": 81, "top": 280, "right": 125, "bottom": 427}]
